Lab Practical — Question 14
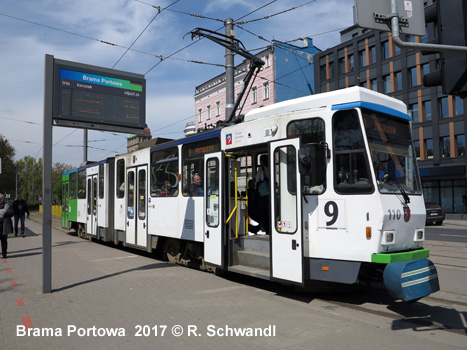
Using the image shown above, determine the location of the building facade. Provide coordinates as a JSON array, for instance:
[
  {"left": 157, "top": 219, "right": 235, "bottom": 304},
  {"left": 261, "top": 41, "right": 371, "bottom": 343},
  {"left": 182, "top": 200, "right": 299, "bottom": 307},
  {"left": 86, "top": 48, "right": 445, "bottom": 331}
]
[
  {"left": 314, "top": 18, "right": 467, "bottom": 212},
  {"left": 193, "top": 39, "right": 320, "bottom": 133}
]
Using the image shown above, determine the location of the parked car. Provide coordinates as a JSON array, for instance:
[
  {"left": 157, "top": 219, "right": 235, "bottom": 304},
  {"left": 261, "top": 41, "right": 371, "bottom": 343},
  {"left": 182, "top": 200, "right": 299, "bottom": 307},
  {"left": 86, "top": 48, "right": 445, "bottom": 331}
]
[{"left": 425, "top": 201, "right": 445, "bottom": 225}]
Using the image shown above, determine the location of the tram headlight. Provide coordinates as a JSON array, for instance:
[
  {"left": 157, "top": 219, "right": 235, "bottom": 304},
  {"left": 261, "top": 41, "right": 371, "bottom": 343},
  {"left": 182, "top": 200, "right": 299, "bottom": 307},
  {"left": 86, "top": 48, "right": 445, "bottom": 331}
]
[
  {"left": 382, "top": 231, "right": 395, "bottom": 245},
  {"left": 414, "top": 229, "right": 424, "bottom": 242}
]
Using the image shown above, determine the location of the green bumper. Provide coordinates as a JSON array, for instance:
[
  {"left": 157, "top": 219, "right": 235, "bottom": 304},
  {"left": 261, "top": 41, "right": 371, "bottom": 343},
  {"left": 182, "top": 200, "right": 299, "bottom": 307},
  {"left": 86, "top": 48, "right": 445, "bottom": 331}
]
[{"left": 371, "top": 249, "right": 430, "bottom": 264}]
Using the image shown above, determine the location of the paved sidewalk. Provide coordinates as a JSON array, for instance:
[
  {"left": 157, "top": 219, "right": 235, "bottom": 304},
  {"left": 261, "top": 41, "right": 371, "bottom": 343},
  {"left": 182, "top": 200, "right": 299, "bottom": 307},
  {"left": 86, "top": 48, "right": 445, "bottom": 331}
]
[{"left": 1, "top": 213, "right": 465, "bottom": 350}]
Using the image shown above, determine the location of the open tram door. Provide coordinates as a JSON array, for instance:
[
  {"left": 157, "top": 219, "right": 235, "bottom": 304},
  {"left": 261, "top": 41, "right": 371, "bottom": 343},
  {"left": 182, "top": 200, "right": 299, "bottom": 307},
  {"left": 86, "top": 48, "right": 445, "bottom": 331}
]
[
  {"left": 269, "top": 138, "right": 303, "bottom": 285},
  {"left": 86, "top": 175, "right": 98, "bottom": 237},
  {"left": 203, "top": 152, "right": 225, "bottom": 268}
]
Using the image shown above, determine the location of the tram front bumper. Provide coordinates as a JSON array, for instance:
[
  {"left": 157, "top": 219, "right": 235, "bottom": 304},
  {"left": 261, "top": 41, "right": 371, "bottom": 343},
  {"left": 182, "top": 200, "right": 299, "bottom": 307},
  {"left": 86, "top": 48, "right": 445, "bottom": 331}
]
[{"left": 382, "top": 258, "right": 440, "bottom": 302}]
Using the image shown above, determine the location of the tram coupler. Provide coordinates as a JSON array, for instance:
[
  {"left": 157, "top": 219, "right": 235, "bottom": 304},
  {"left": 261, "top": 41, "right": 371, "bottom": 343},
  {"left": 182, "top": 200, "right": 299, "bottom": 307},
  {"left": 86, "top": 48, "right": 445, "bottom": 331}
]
[{"left": 383, "top": 258, "right": 440, "bottom": 302}]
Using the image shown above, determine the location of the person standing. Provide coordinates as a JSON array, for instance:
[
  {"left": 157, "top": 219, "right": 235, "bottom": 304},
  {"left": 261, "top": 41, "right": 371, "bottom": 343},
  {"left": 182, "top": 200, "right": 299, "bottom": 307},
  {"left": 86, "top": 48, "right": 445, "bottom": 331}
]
[
  {"left": 12, "top": 194, "right": 29, "bottom": 237},
  {"left": 0, "top": 193, "right": 14, "bottom": 258}
]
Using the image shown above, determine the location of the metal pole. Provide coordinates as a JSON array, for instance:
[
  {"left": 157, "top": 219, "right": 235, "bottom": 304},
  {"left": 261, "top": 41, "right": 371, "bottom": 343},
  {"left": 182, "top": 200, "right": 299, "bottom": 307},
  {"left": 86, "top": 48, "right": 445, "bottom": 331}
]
[
  {"left": 225, "top": 18, "right": 235, "bottom": 120},
  {"left": 391, "top": 0, "right": 467, "bottom": 53},
  {"left": 42, "top": 54, "right": 54, "bottom": 293},
  {"left": 83, "top": 130, "right": 88, "bottom": 163}
]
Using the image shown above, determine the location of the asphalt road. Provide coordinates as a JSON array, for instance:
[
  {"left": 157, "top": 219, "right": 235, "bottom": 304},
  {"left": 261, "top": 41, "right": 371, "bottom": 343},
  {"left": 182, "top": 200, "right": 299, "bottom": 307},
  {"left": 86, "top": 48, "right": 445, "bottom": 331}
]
[{"left": 425, "top": 223, "right": 467, "bottom": 243}]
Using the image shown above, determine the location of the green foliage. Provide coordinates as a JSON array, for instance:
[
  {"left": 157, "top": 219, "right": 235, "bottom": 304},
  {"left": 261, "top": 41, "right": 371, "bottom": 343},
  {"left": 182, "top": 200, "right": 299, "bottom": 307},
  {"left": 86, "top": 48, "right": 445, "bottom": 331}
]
[
  {"left": 17, "top": 157, "right": 73, "bottom": 205},
  {"left": 0, "top": 134, "right": 16, "bottom": 198}
]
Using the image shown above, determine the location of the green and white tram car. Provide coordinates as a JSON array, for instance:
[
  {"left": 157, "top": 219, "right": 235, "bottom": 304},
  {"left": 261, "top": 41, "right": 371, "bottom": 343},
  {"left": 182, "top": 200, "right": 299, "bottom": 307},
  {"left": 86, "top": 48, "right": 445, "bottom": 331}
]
[{"left": 62, "top": 87, "right": 439, "bottom": 302}]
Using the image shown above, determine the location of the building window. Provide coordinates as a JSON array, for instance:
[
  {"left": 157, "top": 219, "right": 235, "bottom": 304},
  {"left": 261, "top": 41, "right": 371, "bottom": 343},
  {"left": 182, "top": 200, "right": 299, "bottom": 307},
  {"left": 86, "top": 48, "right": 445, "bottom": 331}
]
[
  {"left": 394, "top": 43, "right": 401, "bottom": 56},
  {"left": 425, "top": 139, "right": 433, "bottom": 159},
  {"left": 414, "top": 140, "right": 421, "bottom": 160},
  {"left": 348, "top": 54, "right": 354, "bottom": 72},
  {"left": 198, "top": 108, "right": 202, "bottom": 122},
  {"left": 382, "top": 40, "right": 390, "bottom": 59},
  {"left": 216, "top": 101, "right": 221, "bottom": 116},
  {"left": 369, "top": 46, "right": 376, "bottom": 64},
  {"left": 383, "top": 75, "right": 391, "bottom": 93},
  {"left": 263, "top": 82, "right": 269, "bottom": 100},
  {"left": 338, "top": 57, "right": 346, "bottom": 75},
  {"left": 320, "top": 64, "right": 327, "bottom": 81},
  {"left": 409, "top": 67, "right": 418, "bottom": 87},
  {"left": 409, "top": 103, "right": 419, "bottom": 123},
  {"left": 395, "top": 71, "right": 402, "bottom": 91},
  {"left": 455, "top": 96, "right": 464, "bottom": 116},
  {"left": 371, "top": 78, "right": 378, "bottom": 92},
  {"left": 456, "top": 134, "right": 465, "bottom": 156},
  {"left": 359, "top": 49, "right": 367, "bottom": 67},
  {"left": 251, "top": 86, "right": 258, "bottom": 104},
  {"left": 423, "top": 100, "right": 432, "bottom": 121},
  {"left": 207, "top": 105, "right": 211, "bottom": 120},
  {"left": 422, "top": 63, "right": 429, "bottom": 76},
  {"left": 439, "top": 97, "right": 449, "bottom": 118},
  {"left": 440, "top": 136, "right": 451, "bottom": 157},
  {"left": 264, "top": 54, "right": 270, "bottom": 68}
]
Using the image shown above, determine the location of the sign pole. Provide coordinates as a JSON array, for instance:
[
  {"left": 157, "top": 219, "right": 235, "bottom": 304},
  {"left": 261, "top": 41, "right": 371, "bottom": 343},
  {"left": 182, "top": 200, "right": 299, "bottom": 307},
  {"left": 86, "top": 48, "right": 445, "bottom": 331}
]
[{"left": 43, "top": 54, "right": 53, "bottom": 293}]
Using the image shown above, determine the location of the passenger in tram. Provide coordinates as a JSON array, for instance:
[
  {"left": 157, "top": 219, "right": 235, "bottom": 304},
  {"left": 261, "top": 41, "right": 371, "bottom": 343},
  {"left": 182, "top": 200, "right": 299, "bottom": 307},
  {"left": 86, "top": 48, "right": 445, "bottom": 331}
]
[
  {"left": 247, "top": 179, "right": 260, "bottom": 234},
  {"left": 189, "top": 173, "right": 204, "bottom": 196},
  {"left": 255, "top": 155, "right": 270, "bottom": 235}
]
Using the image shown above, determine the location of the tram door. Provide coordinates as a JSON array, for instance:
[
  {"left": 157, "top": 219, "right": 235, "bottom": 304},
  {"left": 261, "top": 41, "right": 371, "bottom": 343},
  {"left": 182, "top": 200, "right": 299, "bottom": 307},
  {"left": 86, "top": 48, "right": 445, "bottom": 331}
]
[
  {"left": 203, "top": 152, "right": 224, "bottom": 267},
  {"left": 126, "top": 166, "right": 148, "bottom": 247},
  {"left": 86, "top": 175, "right": 98, "bottom": 237},
  {"left": 269, "top": 138, "right": 303, "bottom": 284}
]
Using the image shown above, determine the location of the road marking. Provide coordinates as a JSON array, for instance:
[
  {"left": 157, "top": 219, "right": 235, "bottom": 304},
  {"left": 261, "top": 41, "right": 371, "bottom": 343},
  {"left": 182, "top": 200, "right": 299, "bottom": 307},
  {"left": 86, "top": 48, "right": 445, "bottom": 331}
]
[
  {"left": 17, "top": 298, "right": 25, "bottom": 306},
  {"left": 22, "top": 316, "right": 34, "bottom": 329},
  {"left": 11, "top": 281, "right": 18, "bottom": 287}
]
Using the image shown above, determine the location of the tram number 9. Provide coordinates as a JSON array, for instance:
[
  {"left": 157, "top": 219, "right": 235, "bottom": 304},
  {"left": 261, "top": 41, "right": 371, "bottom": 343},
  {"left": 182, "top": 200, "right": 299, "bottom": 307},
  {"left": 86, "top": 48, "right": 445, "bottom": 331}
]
[
  {"left": 319, "top": 199, "right": 345, "bottom": 229},
  {"left": 324, "top": 201, "right": 339, "bottom": 226}
]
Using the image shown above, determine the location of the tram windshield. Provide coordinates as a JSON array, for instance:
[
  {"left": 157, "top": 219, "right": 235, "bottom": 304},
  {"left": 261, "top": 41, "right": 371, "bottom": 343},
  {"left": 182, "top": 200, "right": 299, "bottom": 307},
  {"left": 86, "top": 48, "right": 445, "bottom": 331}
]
[{"left": 362, "top": 109, "right": 422, "bottom": 195}]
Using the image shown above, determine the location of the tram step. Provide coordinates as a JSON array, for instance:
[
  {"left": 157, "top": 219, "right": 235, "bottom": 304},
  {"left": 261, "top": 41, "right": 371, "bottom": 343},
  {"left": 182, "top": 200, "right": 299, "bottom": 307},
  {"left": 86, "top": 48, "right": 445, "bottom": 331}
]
[
  {"left": 238, "top": 235, "right": 270, "bottom": 254},
  {"left": 228, "top": 265, "right": 270, "bottom": 280},
  {"left": 236, "top": 250, "right": 270, "bottom": 270}
]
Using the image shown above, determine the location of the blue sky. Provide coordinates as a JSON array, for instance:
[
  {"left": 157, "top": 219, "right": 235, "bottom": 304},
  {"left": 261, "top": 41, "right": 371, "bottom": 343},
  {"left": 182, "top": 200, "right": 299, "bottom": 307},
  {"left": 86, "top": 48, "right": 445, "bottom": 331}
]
[{"left": 0, "top": 0, "right": 354, "bottom": 167}]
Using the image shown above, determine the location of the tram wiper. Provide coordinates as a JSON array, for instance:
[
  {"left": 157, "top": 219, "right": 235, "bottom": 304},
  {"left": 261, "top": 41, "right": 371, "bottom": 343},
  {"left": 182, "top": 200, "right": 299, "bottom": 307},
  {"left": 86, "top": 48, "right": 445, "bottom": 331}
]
[{"left": 386, "top": 176, "right": 410, "bottom": 205}]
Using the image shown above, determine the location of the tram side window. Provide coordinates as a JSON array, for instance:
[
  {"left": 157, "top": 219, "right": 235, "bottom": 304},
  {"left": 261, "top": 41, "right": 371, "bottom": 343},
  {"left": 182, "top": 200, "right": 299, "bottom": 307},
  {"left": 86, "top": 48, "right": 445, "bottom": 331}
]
[
  {"left": 150, "top": 147, "right": 179, "bottom": 197},
  {"left": 182, "top": 138, "right": 220, "bottom": 197},
  {"left": 78, "top": 170, "right": 86, "bottom": 199},
  {"left": 69, "top": 172, "right": 77, "bottom": 199},
  {"left": 116, "top": 159, "right": 125, "bottom": 198},
  {"left": 333, "top": 110, "right": 374, "bottom": 194},
  {"left": 287, "top": 118, "right": 326, "bottom": 194},
  {"left": 99, "top": 164, "right": 104, "bottom": 199}
]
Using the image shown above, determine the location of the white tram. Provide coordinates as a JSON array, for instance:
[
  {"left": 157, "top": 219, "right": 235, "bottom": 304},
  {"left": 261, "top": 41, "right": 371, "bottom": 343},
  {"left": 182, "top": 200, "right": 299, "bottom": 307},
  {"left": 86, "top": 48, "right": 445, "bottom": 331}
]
[{"left": 62, "top": 87, "right": 439, "bottom": 301}]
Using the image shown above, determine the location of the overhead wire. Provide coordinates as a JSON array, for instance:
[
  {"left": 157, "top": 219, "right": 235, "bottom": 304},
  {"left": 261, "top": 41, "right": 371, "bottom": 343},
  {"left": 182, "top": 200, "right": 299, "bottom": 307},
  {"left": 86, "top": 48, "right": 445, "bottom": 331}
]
[
  {"left": 113, "top": 0, "right": 181, "bottom": 68},
  {"left": 235, "top": 0, "right": 317, "bottom": 25},
  {"left": 142, "top": 0, "right": 279, "bottom": 75}
]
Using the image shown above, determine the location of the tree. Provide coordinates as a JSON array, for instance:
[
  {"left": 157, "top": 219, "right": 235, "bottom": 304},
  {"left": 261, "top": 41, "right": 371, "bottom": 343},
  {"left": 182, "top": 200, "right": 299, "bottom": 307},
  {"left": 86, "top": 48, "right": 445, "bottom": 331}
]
[
  {"left": 0, "top": 134, "right": 16, "bottom": 199},
  {"left": 52, "top": 162, "right": 73, "bottom": 204},
  {"left": 16, "top": 156, "right": 42, "bottom": 203}
]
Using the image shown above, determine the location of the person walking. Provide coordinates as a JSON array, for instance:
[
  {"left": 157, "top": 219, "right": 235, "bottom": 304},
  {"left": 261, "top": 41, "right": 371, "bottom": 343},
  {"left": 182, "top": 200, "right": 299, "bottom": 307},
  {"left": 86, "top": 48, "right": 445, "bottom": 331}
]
[
  {"left": 0, "top": 193, "right": 14, "bottom": 258},
  {"left": 12, "top": 194, "right": 29, "bottom": 237}
]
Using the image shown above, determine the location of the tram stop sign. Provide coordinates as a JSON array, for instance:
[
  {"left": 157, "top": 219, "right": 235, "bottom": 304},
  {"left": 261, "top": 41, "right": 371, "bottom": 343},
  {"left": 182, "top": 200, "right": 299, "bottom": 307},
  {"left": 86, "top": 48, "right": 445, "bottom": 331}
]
[
  {"left": 355, "top": 0, "right": 426, "bottom": 36},
  {"left": 47, "top": 55, "right": 146, "bottom": 135}
]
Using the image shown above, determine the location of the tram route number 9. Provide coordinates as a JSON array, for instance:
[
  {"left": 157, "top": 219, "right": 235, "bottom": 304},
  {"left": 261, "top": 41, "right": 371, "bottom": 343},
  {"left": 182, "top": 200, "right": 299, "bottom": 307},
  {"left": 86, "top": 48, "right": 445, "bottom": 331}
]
[{"left": 318, "top": 199, "right": 345, "bottom": 229}]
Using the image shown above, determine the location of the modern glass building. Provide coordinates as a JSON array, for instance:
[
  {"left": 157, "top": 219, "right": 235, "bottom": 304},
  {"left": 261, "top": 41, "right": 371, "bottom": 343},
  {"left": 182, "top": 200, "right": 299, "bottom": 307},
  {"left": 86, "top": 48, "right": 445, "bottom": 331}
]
[{"left": 313, "top": 4, "right": 467, "bottom": 213}]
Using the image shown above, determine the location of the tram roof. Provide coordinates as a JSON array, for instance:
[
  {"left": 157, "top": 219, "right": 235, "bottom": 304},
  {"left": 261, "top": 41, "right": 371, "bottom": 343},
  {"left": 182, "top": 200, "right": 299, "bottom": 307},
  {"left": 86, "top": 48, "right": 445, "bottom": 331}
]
[{"left": 243, "top": 87, "right": 409, "bottom": 122}]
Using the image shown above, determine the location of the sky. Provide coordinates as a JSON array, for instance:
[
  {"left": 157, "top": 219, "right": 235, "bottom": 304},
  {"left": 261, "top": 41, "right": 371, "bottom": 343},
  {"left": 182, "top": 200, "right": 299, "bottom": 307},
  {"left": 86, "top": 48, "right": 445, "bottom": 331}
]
[{"left": 0, "top": 0, "right": 355, "bottom": 168}]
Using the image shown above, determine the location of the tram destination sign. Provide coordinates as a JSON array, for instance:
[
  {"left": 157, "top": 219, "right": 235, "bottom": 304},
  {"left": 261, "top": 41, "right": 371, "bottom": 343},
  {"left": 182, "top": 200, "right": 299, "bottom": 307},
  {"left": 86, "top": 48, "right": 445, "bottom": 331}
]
[{"left": 50, "top": 57, "right": 146, "bottom": 134}]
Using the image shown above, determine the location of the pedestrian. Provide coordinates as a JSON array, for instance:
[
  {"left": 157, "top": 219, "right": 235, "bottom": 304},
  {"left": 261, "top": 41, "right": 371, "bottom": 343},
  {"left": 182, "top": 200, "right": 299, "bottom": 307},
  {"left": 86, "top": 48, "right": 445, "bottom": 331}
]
[
  {"left": 12, "top": 194, "right": 29, "bottom": 237},
  {"left": 0, "top": 193, "right": 14, "bottom": 258},
  {"left": 462, "top": 192, "right": 467, "bottom": 219}
]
